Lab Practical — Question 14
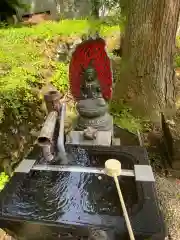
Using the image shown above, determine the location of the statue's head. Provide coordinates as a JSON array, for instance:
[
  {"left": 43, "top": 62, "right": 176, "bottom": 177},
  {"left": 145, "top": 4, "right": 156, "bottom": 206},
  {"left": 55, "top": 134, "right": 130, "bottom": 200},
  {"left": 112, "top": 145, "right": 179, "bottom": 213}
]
[{"left": 84, "top": 64, "right": 96, "bottom": 82}]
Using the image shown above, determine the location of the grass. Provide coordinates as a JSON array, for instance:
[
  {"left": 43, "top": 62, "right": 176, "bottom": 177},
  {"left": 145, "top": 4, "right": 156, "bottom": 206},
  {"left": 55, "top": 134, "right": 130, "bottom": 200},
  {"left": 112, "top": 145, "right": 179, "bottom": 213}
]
[{"left": 110, "top": 101, "right": 143, "bottom": 133}]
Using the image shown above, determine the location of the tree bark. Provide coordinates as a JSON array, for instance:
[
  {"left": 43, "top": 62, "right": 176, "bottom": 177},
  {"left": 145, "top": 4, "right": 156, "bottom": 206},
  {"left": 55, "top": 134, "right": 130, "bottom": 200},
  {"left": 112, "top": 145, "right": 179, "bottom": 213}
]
[{"left": 113, "top": 0, "right": 180, "bottom": 120}]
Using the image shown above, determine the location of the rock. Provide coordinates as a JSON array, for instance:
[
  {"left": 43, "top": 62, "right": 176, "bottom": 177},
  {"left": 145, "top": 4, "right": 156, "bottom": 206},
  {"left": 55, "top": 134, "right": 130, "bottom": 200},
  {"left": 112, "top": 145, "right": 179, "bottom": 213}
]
[
  {"left": 56, "top": 43, "right": 69, "bottom": 62},
  {"left": 175, "top": 67, "right": 180, "bottom": 80},
  {"left": 161, "top": 113, "right": 180, "bottom": 170},
  {"left": 56, "top": 36, "right": 82, "bottom": 62},
  {"left": 64, "top": 117, "right": 73, "bottom": 134},
  {"left": 22, "top": 13, "right": 53, "bottom": 25},
  {"left": 83, "top": 126, "right": 97, "bottom": 140},
  {"left": 88, "top": 229, "right": 109, "bottom": 240},
  {"left": 68, "top": 37, "right": 82, "bottom": 59},
  {"left": 105, "top": 31, "right": 124, "bottom": 56}
]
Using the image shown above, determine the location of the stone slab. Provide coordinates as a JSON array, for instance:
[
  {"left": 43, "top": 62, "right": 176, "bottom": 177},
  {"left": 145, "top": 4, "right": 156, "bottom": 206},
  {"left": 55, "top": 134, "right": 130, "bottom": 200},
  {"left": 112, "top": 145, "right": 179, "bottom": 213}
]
[
  {"left": 14, "top": 159, "right": 36, "bottom": 173},
  {"left": 134, "top": 165, "right": 155, "bottom": 182},
  {"left": 66, "top": 131, "right": 112, "bottom": 147},
  {"left": 112, "top": 138, "right": 121, "bottom": 146}
]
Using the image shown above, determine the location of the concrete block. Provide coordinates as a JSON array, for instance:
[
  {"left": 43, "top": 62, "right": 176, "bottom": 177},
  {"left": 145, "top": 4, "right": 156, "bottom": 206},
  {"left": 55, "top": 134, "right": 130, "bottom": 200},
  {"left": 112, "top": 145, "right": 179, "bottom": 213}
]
[
  {"left": 134, "top": 165, "right": 155, "bottom": 182},
  {"left": 15, "top": 159, "right": 36, "bottom": 173},
  {"left": 66, "top": 131, "right": 112, "bottom": 147},
  {"left": 112, "top": 138, "right": 121, "bottom": 146}
]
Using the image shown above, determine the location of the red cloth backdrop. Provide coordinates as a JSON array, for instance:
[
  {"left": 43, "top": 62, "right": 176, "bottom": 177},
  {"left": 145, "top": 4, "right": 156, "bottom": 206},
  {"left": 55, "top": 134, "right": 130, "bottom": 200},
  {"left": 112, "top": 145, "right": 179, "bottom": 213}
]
[{"left": 69, "top": 38, "right": 113, "bottom": 101}]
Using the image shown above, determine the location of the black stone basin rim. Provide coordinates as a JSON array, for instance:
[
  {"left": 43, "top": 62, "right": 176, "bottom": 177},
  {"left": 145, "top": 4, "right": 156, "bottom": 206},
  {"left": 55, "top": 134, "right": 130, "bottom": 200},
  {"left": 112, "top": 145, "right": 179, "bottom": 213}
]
[
  {"left": 14, "top": 158, "right": 155, "bottom": 182},
  {"left": 32, "top": 164, "right": 155, "bottom": 182},
  {"left": 32, "top": 164, "right": 135, "bottom": 177}
]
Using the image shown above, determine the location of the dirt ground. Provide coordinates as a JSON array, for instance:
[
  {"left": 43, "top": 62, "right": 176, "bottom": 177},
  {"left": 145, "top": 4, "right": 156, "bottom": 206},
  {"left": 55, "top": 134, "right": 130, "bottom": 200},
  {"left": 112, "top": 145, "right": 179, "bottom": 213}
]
[{"left": 22, "top": 13, "right": 55, "bottom": 25}]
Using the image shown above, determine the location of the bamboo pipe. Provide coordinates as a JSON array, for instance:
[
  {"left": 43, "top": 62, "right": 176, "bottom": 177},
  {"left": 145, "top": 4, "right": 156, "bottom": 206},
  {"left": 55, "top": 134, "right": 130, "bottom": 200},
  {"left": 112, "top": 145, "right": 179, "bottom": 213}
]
[
  {"left": 105, "top": 159, "right": 135, "bottom": 240},
  {"left": 57, "top": 103, "right": 66, "bottom": 154},
  {"left": 37, "top": 111, "right": 58, "bottom": 162},
  {"left": 44, "top": 90, "right": 61, "bottom": 113},
  {"left": 37, "top": 111, "right": 58, "bottom": 146},
  {"left": 57, "top": 103, "right": 68, "bottom": 164}
]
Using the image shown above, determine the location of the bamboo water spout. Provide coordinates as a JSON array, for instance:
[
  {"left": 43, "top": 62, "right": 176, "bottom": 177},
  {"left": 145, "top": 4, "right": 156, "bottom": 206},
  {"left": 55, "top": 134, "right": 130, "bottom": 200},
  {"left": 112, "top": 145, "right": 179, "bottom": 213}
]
[
  {"left": 44, "top": 90, "right": 61, "bottom": 113},
  {"left": 57, "top": 103, "right": 68, "bottom": 164}
]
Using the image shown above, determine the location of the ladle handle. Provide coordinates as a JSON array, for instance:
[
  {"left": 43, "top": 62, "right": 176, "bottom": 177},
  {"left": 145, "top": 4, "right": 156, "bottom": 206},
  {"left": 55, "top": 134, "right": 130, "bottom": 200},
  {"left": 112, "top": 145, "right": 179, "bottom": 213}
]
[{"left": 113, "top": 175, "right": 135, "bottom": 240}]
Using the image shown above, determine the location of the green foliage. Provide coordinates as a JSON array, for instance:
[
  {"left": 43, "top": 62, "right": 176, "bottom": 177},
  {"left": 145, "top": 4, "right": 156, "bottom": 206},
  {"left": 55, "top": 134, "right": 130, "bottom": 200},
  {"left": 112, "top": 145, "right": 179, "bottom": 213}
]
[
  {"left": 110, "top": 101, "right": 142, "bottom": 133},
  {"left": 0, "top": 20, "right": 118, "bottom": 121},
  {"left": 177, "top": 36, "right": 180, "bottom": 48},
  {"left": 86, "top": 0, "right": 125, "bottom": 30},
  {"left": 0, "top": 19, "right": 119, "bottom": 170},
  {"left": 50, "top": 62, "right": 68, "bottom": 93},
  {"left": 98, "top": 2, "right": 126, "bottom": 32},
  {"left": 175, "top": 55, "right": 180, "bottom": 68},
  {"left": 103, "top": 0, "right": 120, "bottom": 9},
  {"left": 0, "top": 32, "right": 45, "bottom": 122},
  {"left": 0, "top": 172, "right": 9, "bottom": 191}
]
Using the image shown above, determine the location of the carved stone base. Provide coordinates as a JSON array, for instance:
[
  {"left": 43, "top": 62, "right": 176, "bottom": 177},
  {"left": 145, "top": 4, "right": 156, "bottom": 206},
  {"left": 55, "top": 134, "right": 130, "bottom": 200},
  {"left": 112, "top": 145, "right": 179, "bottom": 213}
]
[
  {"left": 76, "top": 113, "right": 113, "bottom": 132},
  {"left": 66, "top": 130, "right": 112, "bottom": 147},
  {"left": 112, "top": 138, "right": 121, "bottom": 146},
  {"left": 76, "top": 99, "right": 108, "bottom": 118}
]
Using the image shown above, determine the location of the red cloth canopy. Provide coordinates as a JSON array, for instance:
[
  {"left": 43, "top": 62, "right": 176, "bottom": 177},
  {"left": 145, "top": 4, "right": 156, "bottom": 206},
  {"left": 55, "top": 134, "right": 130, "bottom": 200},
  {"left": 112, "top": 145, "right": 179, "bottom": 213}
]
[{"left": 69, "top": 38, "right": 113, "bottom": 101}]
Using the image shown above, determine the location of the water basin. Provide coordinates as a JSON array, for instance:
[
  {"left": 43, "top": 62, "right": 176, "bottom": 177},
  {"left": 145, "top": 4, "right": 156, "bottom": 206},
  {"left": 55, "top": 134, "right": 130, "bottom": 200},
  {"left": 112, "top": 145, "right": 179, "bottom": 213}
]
[
  {"left": 0, "top": 143, "right": 166, "bottom": 239},
  {"left": 1, "top": 146, "right": 142, "bottom": 223}
]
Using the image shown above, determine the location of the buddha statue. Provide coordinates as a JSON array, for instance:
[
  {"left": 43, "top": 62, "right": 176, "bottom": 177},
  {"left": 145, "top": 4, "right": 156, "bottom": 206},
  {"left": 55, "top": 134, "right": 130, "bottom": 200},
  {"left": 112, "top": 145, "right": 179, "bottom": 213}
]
[
  {"left": 75, "top": 63, "right": 113, "bottom": 132},
  {"left": 80, "top": 64, "right": 102, "bottom": 99},
  {"left": 69, "top": 35, "right": 113, "bottom": 133}
]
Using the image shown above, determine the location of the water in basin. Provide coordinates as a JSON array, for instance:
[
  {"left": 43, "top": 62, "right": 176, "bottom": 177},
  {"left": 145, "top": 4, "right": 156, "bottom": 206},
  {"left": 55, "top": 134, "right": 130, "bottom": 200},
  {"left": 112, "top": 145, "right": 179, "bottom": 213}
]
[{"left": 1, "top": 146, "right": 140, "bottom": 225}]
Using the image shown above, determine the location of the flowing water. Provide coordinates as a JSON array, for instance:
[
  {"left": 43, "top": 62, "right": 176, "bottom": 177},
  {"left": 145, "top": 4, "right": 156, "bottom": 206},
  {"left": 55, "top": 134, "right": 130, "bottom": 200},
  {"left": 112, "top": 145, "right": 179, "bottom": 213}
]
[{"left": 1, "top": 146, "right": 139, "bottom": 226}]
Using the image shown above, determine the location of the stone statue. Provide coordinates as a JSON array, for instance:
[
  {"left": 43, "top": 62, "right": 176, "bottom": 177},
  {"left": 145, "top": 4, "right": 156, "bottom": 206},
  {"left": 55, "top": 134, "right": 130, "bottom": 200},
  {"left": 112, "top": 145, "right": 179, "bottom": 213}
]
[
  {"left": 69, "top": 36, "right": 113, "bottom": 133},
  {"left": 80, "top": 63, "right": 102, "bottom": 99},
  {"left": 75, "top": 63, "right": 113, "bottom": 133}
]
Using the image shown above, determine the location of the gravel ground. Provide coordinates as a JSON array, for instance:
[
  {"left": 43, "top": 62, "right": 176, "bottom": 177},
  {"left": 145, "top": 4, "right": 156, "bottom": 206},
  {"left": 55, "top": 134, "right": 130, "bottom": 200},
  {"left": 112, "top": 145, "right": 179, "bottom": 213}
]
[{"left": 155, "top": 173, "right": 180, "bottom": 240}]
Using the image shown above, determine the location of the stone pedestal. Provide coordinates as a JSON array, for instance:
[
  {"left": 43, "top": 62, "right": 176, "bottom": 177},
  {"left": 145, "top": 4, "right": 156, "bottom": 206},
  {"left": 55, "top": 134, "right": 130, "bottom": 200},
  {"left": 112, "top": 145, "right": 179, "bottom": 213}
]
[{"left": 75, "top": 98, "right": 113, "bottom": 133}]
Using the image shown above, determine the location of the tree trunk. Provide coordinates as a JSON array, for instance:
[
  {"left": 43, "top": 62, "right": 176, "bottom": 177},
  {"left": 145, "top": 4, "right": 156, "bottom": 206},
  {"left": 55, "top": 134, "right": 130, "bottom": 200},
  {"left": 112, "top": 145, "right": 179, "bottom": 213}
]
[
  {"left": 91, "top": 0, "right": 100, "bottom": 18},
  {"left": 113, "top": 0, "right": 180, "bottom": 120}
]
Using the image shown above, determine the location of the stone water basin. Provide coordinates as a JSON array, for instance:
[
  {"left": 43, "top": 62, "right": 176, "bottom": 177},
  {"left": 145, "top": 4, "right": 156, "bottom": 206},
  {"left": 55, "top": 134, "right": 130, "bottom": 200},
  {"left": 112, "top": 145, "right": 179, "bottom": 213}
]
[{"left": 0, "top": 129, "right": 166, "bottom": 239}]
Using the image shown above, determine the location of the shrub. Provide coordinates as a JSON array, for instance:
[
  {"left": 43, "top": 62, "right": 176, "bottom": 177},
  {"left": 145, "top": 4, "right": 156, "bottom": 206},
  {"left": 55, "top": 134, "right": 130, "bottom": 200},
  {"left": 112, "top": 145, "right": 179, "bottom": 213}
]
[{"left": 50, "top": 62, "right": 69, "bottom": 93}]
